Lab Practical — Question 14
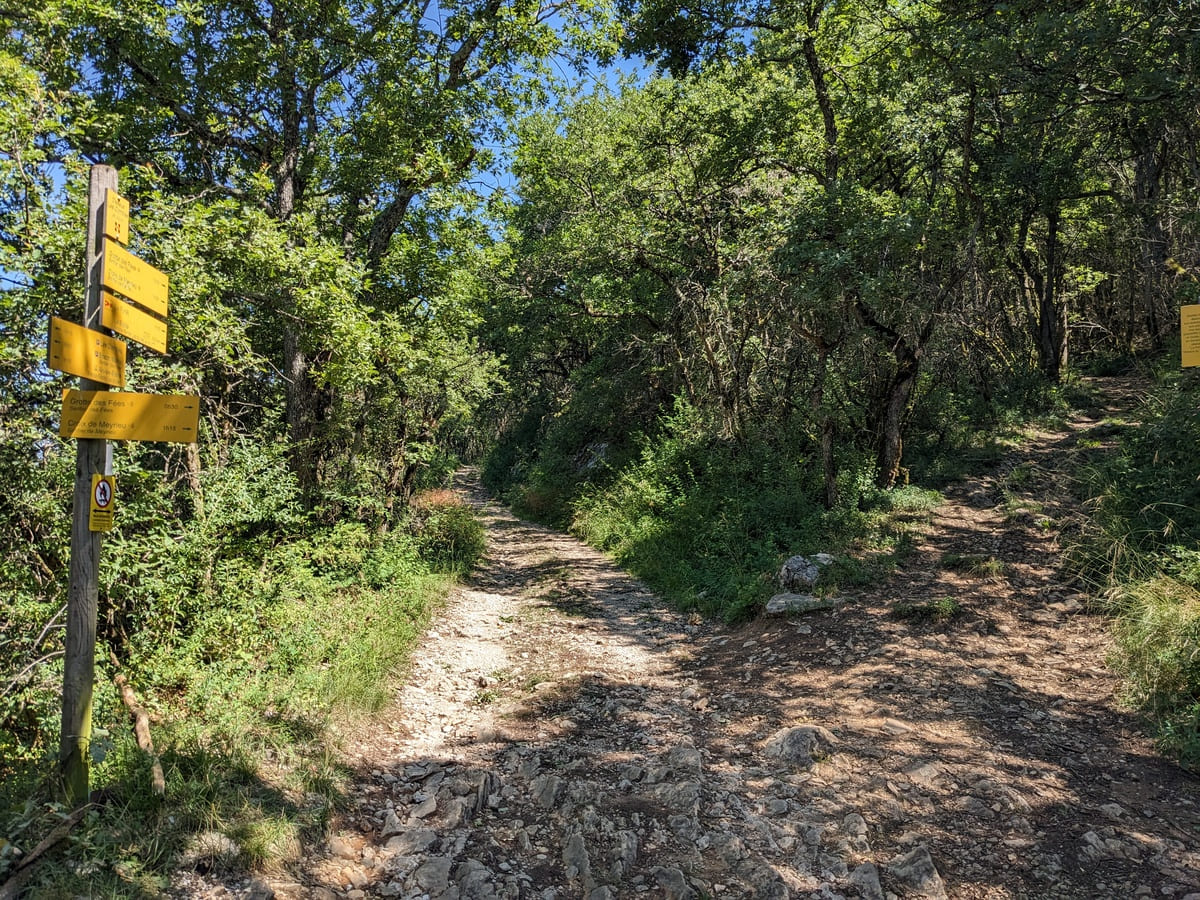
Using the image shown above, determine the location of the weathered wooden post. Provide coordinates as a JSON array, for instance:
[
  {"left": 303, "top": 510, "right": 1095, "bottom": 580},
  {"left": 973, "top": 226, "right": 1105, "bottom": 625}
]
[{"left": 60, "top": 163, "right": 117, "bottom": 804}]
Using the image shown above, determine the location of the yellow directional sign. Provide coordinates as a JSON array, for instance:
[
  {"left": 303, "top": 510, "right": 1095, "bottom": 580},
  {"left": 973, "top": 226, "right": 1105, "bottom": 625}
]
[
  {"left": 103, "top": 189, "right": 129, "bottom": 245},
  {"left": 1184, "top": 305, "right": 1200, "bottom": 368},
  {"left": 48, "top": 316, "right": 127, "bottom": 387},
  {"left": 60, "top": 389, "right": 200, "bottom": 443},
  {"left": 89, "top": 474, "right": 115, "bottom": 532},
  {"left": 101, "top": 290, "right": 167, "bottom": 354},
  {"left": 101, "top": 238, "right": 168, "bottom": 316}
]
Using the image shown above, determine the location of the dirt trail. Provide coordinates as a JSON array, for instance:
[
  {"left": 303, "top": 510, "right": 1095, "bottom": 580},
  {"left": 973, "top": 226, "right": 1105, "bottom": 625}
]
[{"left": 229, "top": 376, "right": 1199, "bottom": 899}]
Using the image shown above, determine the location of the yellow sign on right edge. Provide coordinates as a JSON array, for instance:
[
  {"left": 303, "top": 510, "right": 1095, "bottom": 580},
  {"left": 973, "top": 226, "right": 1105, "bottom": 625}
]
[{"left": 1183, "top": 305, "right": 1200, "bottom": 368}]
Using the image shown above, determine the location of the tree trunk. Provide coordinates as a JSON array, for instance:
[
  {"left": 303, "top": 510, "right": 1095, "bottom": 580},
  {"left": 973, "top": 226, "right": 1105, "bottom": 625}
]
[
  {"left": 821, "top": 417, "right": 838, "bottom": 508},
  {"left": 283, "top": 325, "right": 325, "bottom": 502},
  {"left": 875, "top": 343, "right": 920, "bottom": 490},
  {"left": 1020, "top": 206, "right": 1068, "bottom": 383},
  {"left": 852, "top": 299, "right": 933, "bottom": 491},
  {"left": 1133, "top": 130, "right": 1169, "bottom": 349},
  {"left": 809, "top": 347, "right": 838, "bottom": 508}
]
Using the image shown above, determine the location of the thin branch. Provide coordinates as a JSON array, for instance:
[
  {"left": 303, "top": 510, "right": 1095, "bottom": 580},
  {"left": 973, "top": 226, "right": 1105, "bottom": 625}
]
[
  {"left": 0, "top": 806, "right": 92, "bottom": 900},
  {"left": 2, "top": 651, "right": 66, "bottom": 700}
]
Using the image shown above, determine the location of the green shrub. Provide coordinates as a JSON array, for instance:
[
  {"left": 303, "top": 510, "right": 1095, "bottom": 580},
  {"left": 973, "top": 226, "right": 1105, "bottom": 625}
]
[
  {"left": 1, "top": 449, "right": 455, "bottom": 895},
  {"left": 408, "top": 489, "right": 487, "bottom": 573},
  {"left": 568, "top": 403, "right": 911, "bottom": 621},
  {"left": 1105, "top": 578, "right": 1200, "bottom": 766},
  {"left": 890, "top": 596, "right": 962, "bottom": 623},
  {"left": 1069, "top": 371, "right": 1200, "bottom": 586},
  {"left": 941, "top": 552, "right": 1006, "bottom": 579},
  {"left": 1063, "top": 365, "right": 1200, "bottom": 766}
]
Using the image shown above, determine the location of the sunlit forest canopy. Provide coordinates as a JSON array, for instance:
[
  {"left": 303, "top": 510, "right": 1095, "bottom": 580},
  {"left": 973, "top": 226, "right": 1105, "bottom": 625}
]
[{"left": 4, "top": 0, "right": 1200, "bottom": 872}]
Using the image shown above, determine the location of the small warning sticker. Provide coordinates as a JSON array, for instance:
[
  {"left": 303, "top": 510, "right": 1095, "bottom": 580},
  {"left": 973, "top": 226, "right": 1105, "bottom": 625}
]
[{"left": 90, "top": 474, "right": 115, "bottom": 532}]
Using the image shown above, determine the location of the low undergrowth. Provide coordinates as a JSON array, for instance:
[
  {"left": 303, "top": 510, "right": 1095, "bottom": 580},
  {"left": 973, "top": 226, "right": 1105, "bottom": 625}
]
[
  {"left": 0, "top": 453, "right": 484, "bottom": 896},
  {"left": 890, "top": 596, "right": 963, "bottom": 623},
  {"left": 498, "top": 402, "right": 941, "bottom": 623},
  {"left": 1067, "top": 364, "right": 1200, "bottom": 768},
  {"left": 1102, "top": 577, "right": 1200, "bottom": 765}
]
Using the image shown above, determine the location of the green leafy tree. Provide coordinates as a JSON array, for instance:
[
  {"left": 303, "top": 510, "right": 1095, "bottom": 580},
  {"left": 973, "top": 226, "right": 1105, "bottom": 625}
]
[{"left": 21, "top": 0, "right": 616, "bottom": 502}]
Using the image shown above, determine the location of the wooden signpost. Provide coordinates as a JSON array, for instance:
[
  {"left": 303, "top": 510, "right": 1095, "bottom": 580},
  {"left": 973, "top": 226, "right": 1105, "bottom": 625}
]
[{"left": 57, "top": 165, "right": 199, "bottom": 805}]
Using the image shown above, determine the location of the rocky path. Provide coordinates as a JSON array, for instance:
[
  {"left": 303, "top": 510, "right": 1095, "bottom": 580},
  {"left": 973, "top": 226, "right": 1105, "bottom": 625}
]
[{"left": 270, "top": 378, "right": 1196, "bottom": 900}]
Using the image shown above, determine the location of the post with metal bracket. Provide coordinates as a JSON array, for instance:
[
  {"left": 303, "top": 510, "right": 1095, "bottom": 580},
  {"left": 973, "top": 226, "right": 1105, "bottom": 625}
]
[{"left": 60, "top": 164, "right": 116, "bottom": 805}]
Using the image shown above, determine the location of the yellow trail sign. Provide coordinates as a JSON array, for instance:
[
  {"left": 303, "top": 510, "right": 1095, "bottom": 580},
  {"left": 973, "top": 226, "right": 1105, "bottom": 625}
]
[
  {"left": 48, "top": 316, "right": 127, "bottom": 387},
  {"left": 100, "top": 238, "right": 168, "bottom": 315},
  {"left": 103, "top": 189, "right": 129, "bottom": 245},
  {"left": 102, "top": 290, "right": 167, "bottom": 354},
  {"left": 1183, "top": 305, "right": 1200, "bottom": 368},
  {"left": 60, "top": 389, "right": 200, "bottom": 443}
]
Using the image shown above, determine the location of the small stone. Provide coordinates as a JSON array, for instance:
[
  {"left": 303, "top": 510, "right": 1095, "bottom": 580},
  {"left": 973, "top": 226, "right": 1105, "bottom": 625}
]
[
  {"left": 705, "top": 832, "right": 746, "bottom": 867},
  {"left": 763, "top": 724, "right": 837, "bottom": 769},
  {"left": 531, "top": 774, "right": 563, "bottom": 808},
  {"left": 456, "top": 858, "right": 495, "bottom": 898},
  {"left": 381, "top": 810, "right": 404, "bottom": 838},
  {"left": 766, "top": 594, "right": 839, "bottom": 616},
  {"left": 844, "top": 813, "right": 868, "bottom": 837},
  {"left": 903, "top": 761, "right": 941, "bottom": 788},
  {"left": 780, "top": 555, "right": 822, "bottom": 591},
  {"left": 669, "top": 814, "right": 700, "bottom": 841},
  {"left": 413, "top": 857, "right": 453, "bottom": 894},
  {"left": 962, "top": 796, "right": 995, "bottom": 819},
  {"left": 886, "top": 846, "right": 947, "bottom": 899},
  {"left": 851, "top": 862, "right": 885, "bottom": 900},
  {"left": 738, "top": 859, "right": 791, "bottom": 898},
  {"left": 385, "top": 827, "right": 437, "bottom": 856},
  {"left": 328, "top": 835, "right": 361, "bottom": 859},
  {"left": 610, "top": 830, "right": 639, "bottom": 881},
  {"left": 1100, "top": 802, "right": 1126, "bottom": 819},
  {"left": 563, "top": 833, "right": 592, "bottom": 886},
  {"left": 652, "top": 866, "right": 697, "bottom": 900},
  {"left": 652, "top": 781, "right": 702, "bottom": 814},
  {"left": 668, "top": 745, "right": 703, "bottom": 774}
]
